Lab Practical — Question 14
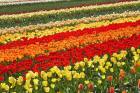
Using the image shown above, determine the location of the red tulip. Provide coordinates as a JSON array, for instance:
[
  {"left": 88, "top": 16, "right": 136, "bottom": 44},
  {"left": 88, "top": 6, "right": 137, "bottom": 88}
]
[
  {"left": 0, "top": 76, "right": 4, "bottom": 81},
  {"left": 88, "top": 83, "right": 94, "bottom": 90},
  {"left": 108, "top": 87, "right": 115, "bottom": 93},
  {"left": 78, "top": 83, "right": 84, "bottom": 91}
]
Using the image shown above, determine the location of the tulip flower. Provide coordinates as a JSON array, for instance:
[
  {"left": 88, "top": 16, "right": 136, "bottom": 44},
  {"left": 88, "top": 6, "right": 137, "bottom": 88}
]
[
  {"left": 130, "top": 67, "right": 136, "bottom": 74},
  {"left": 119, "top": 69, "right": 125, "bottom": 80},
  {"left": 44, "top": 87, "right": 50, "bottom": 93},
  {"left": 88, "top": 83, "right": 94, "bottom": 91},
  {"left": 8, "top": 77, "right": 16, "bottom": 88},
  {"left": 17, "top": 76, "right": 23, "bottom": 85},
  {"left": 108, "top": 86, "right": 115, "bottom": 93},
  {"left": 138, "top": 79, "right": 140, "bottom": 89},
  {"left": 107, "top": 75, "right": 113, "bottom": 82},
  {"left": 78, "top": 83, "right": 84, "bottom": 91}
]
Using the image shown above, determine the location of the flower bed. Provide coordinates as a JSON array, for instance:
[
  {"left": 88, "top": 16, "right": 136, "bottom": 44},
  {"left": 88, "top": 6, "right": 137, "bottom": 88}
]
[
  {"left": 0, "top": 0, "right": 136, "bottom": 15},
  {"left": 0, "top": 1, "right": 140, "bottom": 93}
]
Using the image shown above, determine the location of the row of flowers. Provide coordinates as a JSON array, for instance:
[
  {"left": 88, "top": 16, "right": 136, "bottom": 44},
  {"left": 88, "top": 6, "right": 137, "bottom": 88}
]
[
  {"left": 1, "top": 33, "right": 140, "bottom": 77},
  {"left": 0, "top": 1, "right": 140, "bottom": 28},
  {"left": 0, "top": 46, "right": 140, "bottom": 92},
  {"left": 0, "top": 15, "right": 140, "bottom": 44},
  {"left": 0, "top": 20, "right": 139, "bottom": 62},
  {"left": 0, "top": 0, "right": 135, "bottom": 15},
  {"left": 1, "top": 1, "right": 139, "bottom": 19},
  {"left": 0, "top": 11, "right": 139, "bottom": 35}
]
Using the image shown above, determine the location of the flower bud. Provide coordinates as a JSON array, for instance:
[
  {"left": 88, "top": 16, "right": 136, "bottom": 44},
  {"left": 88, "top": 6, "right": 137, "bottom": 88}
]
[
  {"left": 107, "top": 76, "right": 113, "bottom": 82},
  {"left": 119, "top": 69, "right": 125, "bottom": 80},
  {"left": 88, "top": 83, "right": 94, "bottom": 90},
  {"left": 78, "top": 83, "right": 84, "bottom": 90},
  {"left": 138, "top": 79, "right": 140, "bottom": 89},
  {"left": 130, "top": 67, "right": 136, "bottom": 74},
  {"left": 108, "top": 87, "right": 115, "bottom": 93}
]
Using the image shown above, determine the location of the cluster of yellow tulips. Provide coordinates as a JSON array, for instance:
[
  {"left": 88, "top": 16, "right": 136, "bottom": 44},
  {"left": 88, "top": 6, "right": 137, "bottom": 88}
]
[{"left": 0, "top": 47, "right": 140, "bottom": 93}]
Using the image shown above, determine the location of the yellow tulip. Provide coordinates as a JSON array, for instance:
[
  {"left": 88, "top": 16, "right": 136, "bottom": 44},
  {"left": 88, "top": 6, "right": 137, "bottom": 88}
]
[
  {"left": 97, "top": 80, "right": 102, "bottom": 84},
  {"left": 41, "top": 71, "right": 47, "bottom": 78},
  {"left": 42, "top": 81, "right": 48, "bottom": 87},
  {"left": 95, "top": 68, "right": 99, "bottom": 71},
  {"left": 106, "top": 62, "right": 111, "bottom": 67},
  {"left": 50, "top": 84, "right": 55, "bottom": 89},
  {"left": 112, "top": 53, "right": 118, "bottom": 57},
  {"left": 105, "top": 66, "right": 109, "bottom": 70},
  {"left": 27, "top": 88, "right": 33, "bottom": 93},
  {"left": 103, "top": 54, "right": 108, "bottom": 59},
  {"left": 79, "top": 62, "right": 85, "bottom": 67},
  {"left": 99, "top": 67, "right": 106, "bottom": 73},
  {"left": 101, "top": 75, "right": 106, "bottom": 79},
  {"left": 82, "top": 68, "right": 85, "bottom": 71},
  {"left": 88, "top": 61, "right": 93, "bottom": 67},
  {"left": 26, "top": 73, "right": 32, "bottom": 80},
  {"left": 44, "top": 87, "right": 50, "bottom": 93},
  {"left": 134, "top": 54, "right": 139, "bottom": 61},
  {"left": 34, "top": 86, "right": 38, "bottom": 90},
  {"left": 74, "top": 63, "right": 79, "bottom": 70},
  {"left": 110, "top": 68, "right": 114, "bottom": 73},
  {"left": 84, "top": 80, "right": 90, "bottom": 84},
  {"left": 8, "top": 77, "right": 16, "bottom": 88},
  {"left": 0, "top": 83, "right": 9, "bottom": 91},
  {"left": 73, "top": 73, "right": 80, "bottom": 79},
  {"left": 116, "top": 54, "right": 122, "bottom": 60},
  {"left": 121, "top": 62, "right": 126, "bottom": 66},
  {"left": 64, "top": 66, "right": 72, "bottom": 71},
  {"left": 94, "top": 55, "right": 100, "bottom": 62},
  {"left": 28, "top": 71, "right": 34, "bottom": 78},
  {"left": 34, "top": 72, "right": 39, "bottom": 78},
  {"left": 110, "top": 57, "right": 117, "bottom": 64},
  {"left": 80, "top": 72, "right": 85, "bottom": 78},
  {"left": 17, "top": 76, "right": 23, "bottom": 85},
  {"left": 137, "top": 49, "right": 140, "bottom": 54},
  {"left": 65, "top": 72, "right": 72, "bottom": 81},
  {"left": 99, "top": 59, "right": 105, "bottom": 66},
  {"left": 33, "top": 79, "right": 39, "bottom": 86},
  {"left": 51, "top": 78, "right": 57, "bottom": 83},
  {"left": 117, "top": 62, "right": 121, "bottom": 67},
  {"left": 47, "top": 72, "right": 52, "bottom": 78},
  {"left": 84, "top": 58, "right": 88, "bottom": 62}
]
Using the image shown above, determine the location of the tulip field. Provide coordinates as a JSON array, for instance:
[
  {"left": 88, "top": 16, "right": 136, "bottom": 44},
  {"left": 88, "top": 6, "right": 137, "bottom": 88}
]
[{"left": 0, "top": 0, "right": 140, "bottom": 93}]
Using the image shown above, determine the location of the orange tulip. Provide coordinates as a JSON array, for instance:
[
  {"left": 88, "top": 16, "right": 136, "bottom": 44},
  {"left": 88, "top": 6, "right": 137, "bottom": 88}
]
[
  {"left": 107, "top": 75, "right": 113, "bottom": 82},
  {"left": 130, "top": 67, "right": 136, "bottom": 74},
  {"left": 138, "top": 79, "right": 140, "bottom": 89},
  {"left": 119, "top": 69, "right": 125, "bottom": 80}
]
